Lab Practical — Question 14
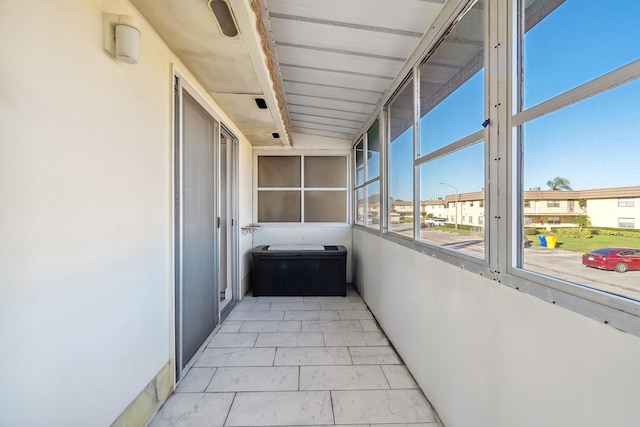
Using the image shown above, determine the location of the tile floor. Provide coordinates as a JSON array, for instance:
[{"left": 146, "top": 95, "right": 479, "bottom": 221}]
[{"left": 149, "top": 287, "right": 442, "bottom": 427}]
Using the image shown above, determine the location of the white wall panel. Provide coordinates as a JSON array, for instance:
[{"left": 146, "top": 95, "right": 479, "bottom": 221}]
[
  {"left": 353, "top": 229, "right": 640, "bottom": 427},
  {"left": 284, "top": 81, "right": 382, "bottom": 105},
  {"left": 267, "top": 0, "right": 443, "bottom": 34},
  {"left": 270, "top": 20, "right": 420, "bottom": 58},
  {"left": 287, "top": 94, "right": 373, "bottom": 114},
  {"left": 280, "top": 65, "right": 391, "bottom": 93},
  {"left": 0, "top": 0, "right": 253, "bottom": 425},
  {"left": 276, "top": 45, "right": 402, "bottom": 78}
]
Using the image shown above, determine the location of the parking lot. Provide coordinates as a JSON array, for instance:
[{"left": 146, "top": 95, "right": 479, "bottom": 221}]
[{"left": 418, "top": 228, "right": 640, "bottom": 301}]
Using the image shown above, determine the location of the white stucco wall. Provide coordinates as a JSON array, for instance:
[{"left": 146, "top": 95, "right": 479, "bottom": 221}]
[
  {"left": 587, "top": 198, "right": 640, "bottom": 229},
  {"left": 353, "top": 228, "right": 640, "bottom": 427},
  {"left": 0, "top": 1, "right": 253, "bottom": 425},
  {"left": 239, "top": 133, "right": 255, "bottom": 296},
  {"left": 290, "top": 132, "right": 353, "bottom": 150}
]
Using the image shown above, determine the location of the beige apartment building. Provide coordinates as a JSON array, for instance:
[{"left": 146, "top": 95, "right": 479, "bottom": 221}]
[{"left": 381, "top": 186, "right": 640, "bottom": 230}]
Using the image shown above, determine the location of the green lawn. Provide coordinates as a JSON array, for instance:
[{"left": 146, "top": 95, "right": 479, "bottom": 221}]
[
  {"left": 528, "top": 234, "right": 640, "bottom": 253},
  {"left": 434, "top": 226, "right": 472, "bottom": 235}
]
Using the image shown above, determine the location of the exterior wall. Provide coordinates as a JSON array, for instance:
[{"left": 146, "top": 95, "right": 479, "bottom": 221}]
[
  {"left": 423, "top": 203, "right": 448, "bottom": 219},
  {"left": 588, "top": 197, "right": 639, "bottom": 229},
  {"left": 424, "top": 193, "right": 639, "bottom": 230},
  {"left": 457, "top": 201, "right": 480, "bottom": 227},
  {"left": 239, "top": 131, "right": 255, "bottom": 297},
  {"left": 0, "top": 1, "right": 253, "bottom": 425},
  {"left": 353, "top": 229, "right": 640, "bottom": 427}
]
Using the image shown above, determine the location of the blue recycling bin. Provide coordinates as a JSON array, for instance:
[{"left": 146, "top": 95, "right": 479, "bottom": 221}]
[{"left": 538, "top": 235, "right": 547, "bottom": 247}]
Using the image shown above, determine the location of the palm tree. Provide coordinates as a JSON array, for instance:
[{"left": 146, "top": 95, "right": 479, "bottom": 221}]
[{"left": 546, "top": 176, "right": 573, "bottom": 191}]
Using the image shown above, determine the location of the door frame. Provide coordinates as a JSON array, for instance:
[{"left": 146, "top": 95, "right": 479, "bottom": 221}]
[
  {"left": 172, "top": 68, "right": 241, "bottom": 382},
  {"left": 219, "top": 124, "right": 240, "bottom": 320}
]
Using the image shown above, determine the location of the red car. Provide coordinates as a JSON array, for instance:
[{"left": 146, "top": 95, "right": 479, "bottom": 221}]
[{"left": 582, "top": 248, "right": 640, "bottom": 273}]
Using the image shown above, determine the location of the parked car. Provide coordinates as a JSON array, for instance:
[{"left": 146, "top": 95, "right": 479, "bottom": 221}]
[
  {"left": 423, "top": 218, "right": 446, "bottom": 227},
  {"left": 582, "top": 248, "right": 640, "bottom": 273}
]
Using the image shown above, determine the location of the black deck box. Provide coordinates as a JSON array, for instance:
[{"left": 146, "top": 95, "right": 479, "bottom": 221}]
[{"left": 251, "top": 244, "right": 347, "bottom": 296}]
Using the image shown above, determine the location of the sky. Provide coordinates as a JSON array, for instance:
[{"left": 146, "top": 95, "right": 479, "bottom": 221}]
[{"left": 389, "top": 0, "right": 640, "bottom": 201}]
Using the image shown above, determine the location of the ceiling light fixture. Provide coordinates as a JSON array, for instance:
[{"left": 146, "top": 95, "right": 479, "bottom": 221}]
[
  {"left": 255, "top": 98, "right": 268, "bottom": 109},
  {"left": 208, "top": 0, "right": 239, "bottom": 38}
]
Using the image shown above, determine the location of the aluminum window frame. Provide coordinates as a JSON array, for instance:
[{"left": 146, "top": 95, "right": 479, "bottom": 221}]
[
  {"left": 618, "top": 217, "right": 635, "bottom": 228},
  {"left": 398, "top": 0, "right": 492, "bottom": 276},
  {"left": 618, "top": 198, "right": 635, "bottom": 207},
  {"left": 385, "top": 74, "right": 416, "bottom": 241},
  {"left": 349, "top": 0, "right": 640, "bottom": 336},
  {"left": 254, "top": 152, "right": 351, "bottom": 225},
  {"left": 503, "top": 0, "right": 640, "bottom": 334},
  {"left": 352, "top": 118, "right": 383, "bottom": 231}
]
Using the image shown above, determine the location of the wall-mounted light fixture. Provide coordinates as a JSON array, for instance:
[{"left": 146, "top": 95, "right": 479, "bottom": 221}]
[{"left": 104, "top": 14, "right": 141, "bottom": 64}]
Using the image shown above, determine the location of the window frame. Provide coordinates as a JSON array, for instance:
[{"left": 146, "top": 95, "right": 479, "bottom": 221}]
[
  {"left": 355, "top": 0, "right": 491, "bottom": 275},
  {"left": 350, "top": 0, "right": 640, "bottom": 336},
  {"left": 547, "top": 216, "right": 561, "bottom": 225},
  {"left": 618, "top": 217, "right": 635, "bottom": 228},
  {"left": 386, "top": 75, "right": 416, "bottom": 240},
  {"left": 618, "top": 198, "right": 635, "bottom": 207},
  {"left": 353, "top": 119, "right": 382, "bottom": 231},
  {"left": 410, "top": 0, "right": 489, "bottom": 268},
  {"left": 255, "top": 151, "right": 351, "bottom": 225},
  {"left": 504, "top": 0, "right": 640, "bottom": 332}
]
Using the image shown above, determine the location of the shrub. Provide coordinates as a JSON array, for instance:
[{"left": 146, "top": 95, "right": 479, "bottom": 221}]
[
  {"left": 524, "top": 228, "right": 539, "bottom": 236},
  {"left": 593, "top": 227, "right": 640, "bottom": 238},
  {"left": 556, "top": 228, "right": 593, "bottom": 239}
]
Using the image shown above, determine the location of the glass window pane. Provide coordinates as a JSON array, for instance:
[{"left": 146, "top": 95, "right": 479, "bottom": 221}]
[
  {"left": 521, "top": 0, "right": 640, "bottom": 109},
  {"left": 389, "top": 79, "right": 414, "bottom": 238},
  {"left": 258, "top": 156, "right": 301, "bottom": 187},
  {"left": 305, "top": 191, "right": 347, "bottom": 222},
  {"left": 419, "top": 1, "right": 484, "bottom": 155},
  {"left": 305, "top": 156, "right": 347, "bottom": 188},
  {"left": 355, "top": 139, "right": 364, "bottom": 186},
  {"left": 355, "top": 187, "right": 364, "bottom": 225},
  {"left": 367, "top": 120, "right": 380, "bottom": 181},
  {"left": 520, "top": 78, "right": 640, "bottom": 301},
  {"left": 258, "top": 191, "right": 301, "bottom": 222},
  {"left": 366, "top": 181, "right": 381, "bottom": 228},
  {"left": 419, "top": 142, "right": 485, "bottom": 258}
]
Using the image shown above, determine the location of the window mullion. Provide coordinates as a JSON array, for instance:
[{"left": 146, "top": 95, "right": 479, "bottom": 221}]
[
  {"left": 489, "top": 0, "right": 510, "bottom": 279},
  {"left": 413, "top": 64, "right": 421, "bottom": 240},
  {"left": 363, "top": 131, "right": 369, "bottom": 229}
]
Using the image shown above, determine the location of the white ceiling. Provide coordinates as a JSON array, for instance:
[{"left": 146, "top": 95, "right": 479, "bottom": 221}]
[{"left": 131, "top": 0, "right": 446, "bottom": 145}]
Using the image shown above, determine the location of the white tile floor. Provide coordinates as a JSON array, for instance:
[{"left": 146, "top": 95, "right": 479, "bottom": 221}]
[{"left": 149, "top": 287, "right": 442, "bottom": 427}]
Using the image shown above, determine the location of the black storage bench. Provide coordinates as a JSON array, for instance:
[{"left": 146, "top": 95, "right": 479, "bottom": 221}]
[{"left": 251, "top": 244, "right": 347, "bottom": 296}]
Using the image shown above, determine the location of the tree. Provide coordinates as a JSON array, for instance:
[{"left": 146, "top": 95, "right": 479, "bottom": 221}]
[
  {"left": 574, "top": 215, "right": 591, "bottom": 230},
  {"left": 546, "top": 176, "right": 573, "bottom": 191}
]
